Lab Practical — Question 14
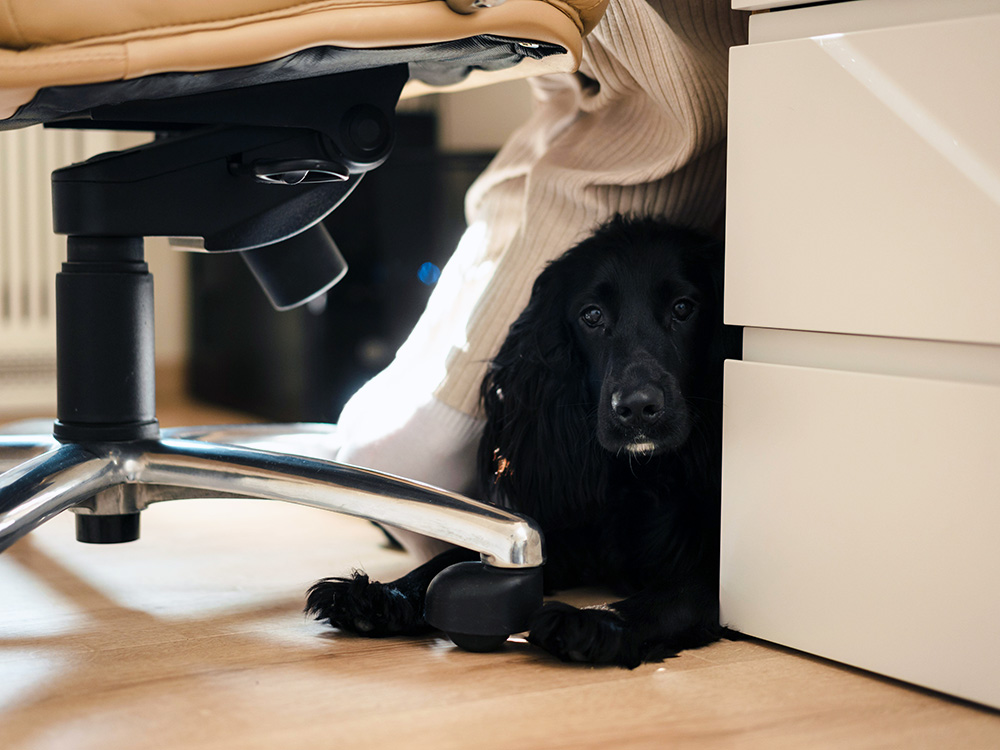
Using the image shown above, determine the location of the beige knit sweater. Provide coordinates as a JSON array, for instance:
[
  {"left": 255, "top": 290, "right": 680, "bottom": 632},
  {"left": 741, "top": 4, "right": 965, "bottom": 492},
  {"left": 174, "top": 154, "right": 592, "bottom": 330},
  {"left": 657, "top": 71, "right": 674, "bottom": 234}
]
[
  {"left": 430, "top": 0, "right": 746, "bottom": 415},
  {"left": 334, "top": 0, "right": 747, "bottom": 498}
]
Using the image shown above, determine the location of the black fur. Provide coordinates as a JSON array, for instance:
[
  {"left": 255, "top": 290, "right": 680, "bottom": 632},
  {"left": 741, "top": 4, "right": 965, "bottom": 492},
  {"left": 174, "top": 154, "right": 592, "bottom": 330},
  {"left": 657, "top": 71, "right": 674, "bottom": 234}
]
[
  {"left": 306, "top": 547, "right": 474, "bottom": 637},
  {"left": 307, "top": 216, "right": 738, "bottom": 668}
]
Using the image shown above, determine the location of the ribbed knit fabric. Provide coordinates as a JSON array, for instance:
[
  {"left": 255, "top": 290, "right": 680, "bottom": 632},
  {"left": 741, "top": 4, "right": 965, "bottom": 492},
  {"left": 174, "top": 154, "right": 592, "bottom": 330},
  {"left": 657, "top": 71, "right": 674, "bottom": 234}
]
[{"left": 334, "top": 0, "right": 747, "bottom": 498}]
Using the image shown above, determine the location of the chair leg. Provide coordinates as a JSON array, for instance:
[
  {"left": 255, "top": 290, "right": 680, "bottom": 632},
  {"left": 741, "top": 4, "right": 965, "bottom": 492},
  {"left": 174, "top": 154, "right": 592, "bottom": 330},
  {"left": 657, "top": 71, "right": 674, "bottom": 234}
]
[
  {"left": 0, "top": 431, "right": 543, "bottom": 569},
  {"left": 0, "top": 433, "right": 61, "bottom": 473},
  {"left": 139, "top": 438, "right": 543, "bottom": 569},
  {"left": 0, "top": 444, "right": 121, "bottom": 551}
]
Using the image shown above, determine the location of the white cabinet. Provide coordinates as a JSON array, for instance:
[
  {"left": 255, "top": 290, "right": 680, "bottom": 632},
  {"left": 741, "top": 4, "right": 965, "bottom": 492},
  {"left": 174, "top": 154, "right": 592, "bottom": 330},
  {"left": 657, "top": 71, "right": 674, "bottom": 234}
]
[
  {"left": 726, "top": 2, "right": 1000, "bottom": 344},
  {"left": 722, "top": 360, "right": 1000, "bottom": 708},
  {"left": 722, "top": 0, "right": 1000, "bottom": 709}
]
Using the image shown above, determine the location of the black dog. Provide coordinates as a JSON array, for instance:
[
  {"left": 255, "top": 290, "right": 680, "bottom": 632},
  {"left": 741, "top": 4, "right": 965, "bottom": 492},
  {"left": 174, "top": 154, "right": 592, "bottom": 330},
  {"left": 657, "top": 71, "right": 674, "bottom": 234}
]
[{"left": 307, "top": 216, "right": 737, "bottom": 667}]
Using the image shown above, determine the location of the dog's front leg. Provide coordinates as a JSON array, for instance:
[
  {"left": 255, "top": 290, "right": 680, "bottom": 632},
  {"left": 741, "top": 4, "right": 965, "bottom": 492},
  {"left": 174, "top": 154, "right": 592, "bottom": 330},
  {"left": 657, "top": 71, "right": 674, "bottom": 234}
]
[
  {"left": 306, "top": 547, "right": 477, "bottom": 637},
  {"left": 526, "top": 581, "right": 721, "bottom": 668}
]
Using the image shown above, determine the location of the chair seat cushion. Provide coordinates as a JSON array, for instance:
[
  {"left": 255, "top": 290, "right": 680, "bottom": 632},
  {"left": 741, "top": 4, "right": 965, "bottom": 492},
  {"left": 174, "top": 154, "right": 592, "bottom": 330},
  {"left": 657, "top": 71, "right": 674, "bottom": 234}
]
[{"left": 0, "top": 0, "right": 606, "bottom": 123}]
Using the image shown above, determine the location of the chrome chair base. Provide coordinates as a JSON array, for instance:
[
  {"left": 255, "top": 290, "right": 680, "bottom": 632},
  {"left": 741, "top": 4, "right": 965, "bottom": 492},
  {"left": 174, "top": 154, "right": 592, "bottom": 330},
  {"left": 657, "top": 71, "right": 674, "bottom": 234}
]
[{"left": 0, "top": 422, "right": 544, "bottom": 569}]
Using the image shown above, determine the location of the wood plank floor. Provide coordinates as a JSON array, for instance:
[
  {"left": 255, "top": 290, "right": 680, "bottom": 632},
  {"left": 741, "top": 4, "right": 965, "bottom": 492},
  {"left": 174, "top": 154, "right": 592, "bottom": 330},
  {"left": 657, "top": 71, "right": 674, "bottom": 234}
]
[{"left": 2, "top": 391, "right": 998, "bottom": 750}]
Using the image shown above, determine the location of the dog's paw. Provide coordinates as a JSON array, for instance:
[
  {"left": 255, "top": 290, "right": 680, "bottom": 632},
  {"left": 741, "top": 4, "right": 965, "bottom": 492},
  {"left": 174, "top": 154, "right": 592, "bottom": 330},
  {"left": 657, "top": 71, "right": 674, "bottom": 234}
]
[
  {"left": 305, "top": 571, "right": 427, "bottom": 637},
  {"left": 527, "top": 601, "right": 646, "bottom": 668}
]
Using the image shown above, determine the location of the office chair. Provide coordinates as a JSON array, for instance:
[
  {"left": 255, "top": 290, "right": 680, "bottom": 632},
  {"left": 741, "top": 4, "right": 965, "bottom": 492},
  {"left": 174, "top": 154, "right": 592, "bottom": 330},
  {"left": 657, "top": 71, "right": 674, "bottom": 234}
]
[{"left": 0, "top": 0, "right": 608, "bottom": 650}]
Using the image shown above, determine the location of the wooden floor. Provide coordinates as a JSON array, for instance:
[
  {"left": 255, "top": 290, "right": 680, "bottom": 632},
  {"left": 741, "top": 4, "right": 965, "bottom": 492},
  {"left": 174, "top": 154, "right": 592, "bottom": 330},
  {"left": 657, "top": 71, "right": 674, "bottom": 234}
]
[{"left": 1, "top": 389, "right": 998, "bottom": 750}]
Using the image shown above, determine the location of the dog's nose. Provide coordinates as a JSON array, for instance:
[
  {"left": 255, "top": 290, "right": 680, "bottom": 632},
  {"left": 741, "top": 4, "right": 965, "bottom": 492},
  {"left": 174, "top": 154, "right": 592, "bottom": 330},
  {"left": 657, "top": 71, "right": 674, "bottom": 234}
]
[{"left": 612, "top": 386, "right": 665, "bottom": 427}]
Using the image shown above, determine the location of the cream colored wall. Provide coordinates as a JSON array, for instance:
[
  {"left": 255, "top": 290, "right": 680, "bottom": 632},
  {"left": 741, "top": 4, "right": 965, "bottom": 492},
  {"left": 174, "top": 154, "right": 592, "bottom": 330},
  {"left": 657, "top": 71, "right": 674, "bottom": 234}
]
[
  {"left": 437, "top": 79, "right": 533, "bottom": 152},
  {"left": 144, "top": 236, "right": 188, "bottom": 367}
]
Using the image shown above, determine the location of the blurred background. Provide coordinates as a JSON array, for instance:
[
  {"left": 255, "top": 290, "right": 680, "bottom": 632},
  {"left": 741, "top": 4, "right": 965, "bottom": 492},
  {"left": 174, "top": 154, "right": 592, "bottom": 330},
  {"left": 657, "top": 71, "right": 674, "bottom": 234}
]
[{"left": 0, "top": 80, "right": 533, "bottom": 422}]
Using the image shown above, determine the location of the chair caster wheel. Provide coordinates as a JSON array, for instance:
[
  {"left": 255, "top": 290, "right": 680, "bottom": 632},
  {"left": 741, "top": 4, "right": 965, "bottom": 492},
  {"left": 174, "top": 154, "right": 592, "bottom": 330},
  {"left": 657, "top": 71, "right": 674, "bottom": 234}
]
[
  {"left": 445, "top": 632, "right": 510, "bottom": 653},
  {"left": 424, "top": 561, "right": 543, "bottom": 653}
]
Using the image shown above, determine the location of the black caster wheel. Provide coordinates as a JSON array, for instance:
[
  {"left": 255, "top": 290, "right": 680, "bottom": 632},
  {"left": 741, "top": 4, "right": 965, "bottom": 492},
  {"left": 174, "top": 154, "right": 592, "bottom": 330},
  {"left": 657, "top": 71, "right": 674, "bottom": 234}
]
[
  {"left": 424, "top": 561, "right": 543, "bottom": 652},
  {"left": 445, "top": 632, "right": 510, "bottom": 653}
]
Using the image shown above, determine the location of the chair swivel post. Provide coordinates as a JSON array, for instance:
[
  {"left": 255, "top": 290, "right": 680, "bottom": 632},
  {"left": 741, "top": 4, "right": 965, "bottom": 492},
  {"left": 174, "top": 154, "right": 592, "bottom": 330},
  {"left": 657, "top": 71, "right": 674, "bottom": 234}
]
[
  {"left": 45, "top": 69, "right": 407, "bottom": 544},
  {"left": 55, "top": 235, "right": 158, "bottom": 542}
]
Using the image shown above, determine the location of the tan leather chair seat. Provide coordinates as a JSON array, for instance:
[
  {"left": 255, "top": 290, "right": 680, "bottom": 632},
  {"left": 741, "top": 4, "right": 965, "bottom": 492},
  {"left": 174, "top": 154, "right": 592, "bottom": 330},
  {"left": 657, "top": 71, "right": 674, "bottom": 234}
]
[{"left": 0, "top": 0, "right": 608, "bottom": 121}]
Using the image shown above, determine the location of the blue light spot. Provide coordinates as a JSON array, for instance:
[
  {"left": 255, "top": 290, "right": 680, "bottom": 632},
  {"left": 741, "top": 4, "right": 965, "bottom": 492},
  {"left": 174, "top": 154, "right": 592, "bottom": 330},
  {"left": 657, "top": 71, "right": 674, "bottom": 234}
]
[{"left": 418, "top": 262, "right": 441, "bottom": 286}]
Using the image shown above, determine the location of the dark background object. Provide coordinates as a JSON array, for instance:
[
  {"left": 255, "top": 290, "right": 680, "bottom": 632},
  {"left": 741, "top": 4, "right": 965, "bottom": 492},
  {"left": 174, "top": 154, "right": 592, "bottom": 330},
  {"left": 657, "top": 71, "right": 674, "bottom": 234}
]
[{"left": 187, "top": 113, "right": 495, "bottom": 422}]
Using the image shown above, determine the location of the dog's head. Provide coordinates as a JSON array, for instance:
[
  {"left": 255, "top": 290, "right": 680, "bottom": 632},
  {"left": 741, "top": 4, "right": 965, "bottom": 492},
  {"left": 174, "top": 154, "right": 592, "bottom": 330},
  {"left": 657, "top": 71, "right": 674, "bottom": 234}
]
[
  {"left": 480, "top": 216, "right": 733, "bottom": 512},
  {"left": 561, "top": 218, "right": 724, "bottom": 455}
]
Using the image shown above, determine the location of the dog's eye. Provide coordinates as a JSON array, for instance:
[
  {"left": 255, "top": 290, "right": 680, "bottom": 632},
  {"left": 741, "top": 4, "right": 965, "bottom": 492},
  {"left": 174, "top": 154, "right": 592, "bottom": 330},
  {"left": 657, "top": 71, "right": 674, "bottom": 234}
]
[
  {"left": 672, "top": 299, "right": 695, "bottom": 321},
  {"left": 580, "top": 305, "right": 604, "bottom": 328}
]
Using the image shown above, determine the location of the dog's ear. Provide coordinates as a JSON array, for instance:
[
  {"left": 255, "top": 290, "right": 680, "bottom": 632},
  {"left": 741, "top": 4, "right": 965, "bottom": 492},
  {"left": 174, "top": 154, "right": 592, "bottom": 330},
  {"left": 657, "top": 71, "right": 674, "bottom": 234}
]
[
  {"left": 490, "top": 261, "right": 575, "bottom": 375},
  {"left": 477, "top": 262, "right": 602, "bottom": 523}
]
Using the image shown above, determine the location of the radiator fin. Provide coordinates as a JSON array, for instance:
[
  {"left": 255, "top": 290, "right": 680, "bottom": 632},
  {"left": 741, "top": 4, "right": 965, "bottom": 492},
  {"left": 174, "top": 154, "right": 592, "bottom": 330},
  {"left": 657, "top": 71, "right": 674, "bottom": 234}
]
[{"left": 0, "top": 127, "right": 116, "bottom": 413}]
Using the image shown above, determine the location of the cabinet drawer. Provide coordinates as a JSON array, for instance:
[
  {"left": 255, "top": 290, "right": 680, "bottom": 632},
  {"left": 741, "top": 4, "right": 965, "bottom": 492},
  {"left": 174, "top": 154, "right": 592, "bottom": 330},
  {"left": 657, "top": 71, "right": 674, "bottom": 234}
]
[
  {"left": 725, "top": 11, "right": 1000, "bottom": 344},
  {"left": 721, "top": 360, "right": 1000, "bottom": 708}
]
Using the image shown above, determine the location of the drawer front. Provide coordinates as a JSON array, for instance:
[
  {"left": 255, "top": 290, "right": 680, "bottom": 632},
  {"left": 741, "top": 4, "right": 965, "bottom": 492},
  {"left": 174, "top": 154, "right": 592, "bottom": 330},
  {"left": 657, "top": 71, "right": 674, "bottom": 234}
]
[
  {"left": 725, "top": 11, "right": 1000, "bottom": 345},
  {"left": 721, "top": 360, "right": 1000, "bottom": 708}
]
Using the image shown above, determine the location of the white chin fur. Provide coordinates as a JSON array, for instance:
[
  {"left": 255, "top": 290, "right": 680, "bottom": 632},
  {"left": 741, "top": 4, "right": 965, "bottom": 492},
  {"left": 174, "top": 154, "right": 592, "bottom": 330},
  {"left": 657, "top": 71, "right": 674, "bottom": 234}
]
[{"left": 626, "top": 441, "right": 658, "bottom": 455}]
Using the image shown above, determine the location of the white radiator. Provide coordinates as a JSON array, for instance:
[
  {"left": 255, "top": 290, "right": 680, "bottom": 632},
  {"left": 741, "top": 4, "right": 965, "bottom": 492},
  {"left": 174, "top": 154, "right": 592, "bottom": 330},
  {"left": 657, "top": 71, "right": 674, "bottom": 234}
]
[{"left": 0, "top": 126, "right": 116, "bottom": 414}]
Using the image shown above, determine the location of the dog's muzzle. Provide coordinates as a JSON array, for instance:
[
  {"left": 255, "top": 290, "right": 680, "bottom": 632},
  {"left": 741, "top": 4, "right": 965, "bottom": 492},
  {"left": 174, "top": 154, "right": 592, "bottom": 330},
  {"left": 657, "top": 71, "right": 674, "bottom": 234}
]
[{"left": 600, "top": 374, "right": 690, "bottom": 455}]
